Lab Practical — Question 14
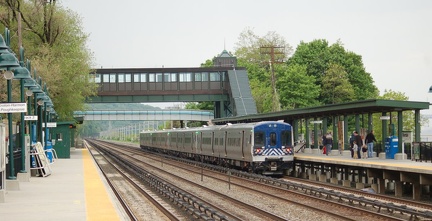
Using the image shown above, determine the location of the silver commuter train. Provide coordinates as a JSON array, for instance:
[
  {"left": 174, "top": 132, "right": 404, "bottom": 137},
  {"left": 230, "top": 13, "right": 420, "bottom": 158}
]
[{"left": 140, "top": 121, "right": 294, "bottom": 175}]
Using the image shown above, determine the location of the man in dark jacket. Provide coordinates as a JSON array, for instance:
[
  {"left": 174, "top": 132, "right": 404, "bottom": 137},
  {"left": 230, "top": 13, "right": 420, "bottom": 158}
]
[{"left": 365, "top": 130, "right": 377, "bottom": 158}]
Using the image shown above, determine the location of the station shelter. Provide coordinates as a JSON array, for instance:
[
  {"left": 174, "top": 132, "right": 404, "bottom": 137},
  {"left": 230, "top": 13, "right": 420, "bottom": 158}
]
[{"left": 211, "top": 99, "right": 430, "bottom": 158}]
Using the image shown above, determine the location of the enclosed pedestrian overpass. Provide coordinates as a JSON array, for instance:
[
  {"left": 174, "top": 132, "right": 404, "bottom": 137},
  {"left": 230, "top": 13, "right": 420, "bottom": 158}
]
[{"left": 87, "top": 50, "right": 257, "bottom": 118}]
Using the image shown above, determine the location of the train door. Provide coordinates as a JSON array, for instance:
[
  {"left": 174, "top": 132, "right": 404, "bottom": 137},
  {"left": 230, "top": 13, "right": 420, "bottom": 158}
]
[
  {"left": 224, "top": 131, "right": 228, "bottom": 157},
  {"left": 241, "top": 130, "right": 245, "bottom": 158},
  {"left": 211, "top": 132, "right": 215, "bottom": 155}
]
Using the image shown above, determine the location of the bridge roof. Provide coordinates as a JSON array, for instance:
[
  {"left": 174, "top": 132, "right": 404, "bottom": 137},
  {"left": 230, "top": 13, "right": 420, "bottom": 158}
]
[{"left": 211, "top": 99, "right": 430, "bottom": 124}]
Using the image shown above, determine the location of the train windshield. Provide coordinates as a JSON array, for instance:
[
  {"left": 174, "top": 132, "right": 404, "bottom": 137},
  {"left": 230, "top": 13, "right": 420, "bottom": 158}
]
[
  {"left": 281, "top": 130, "right": 292, "bottom": 146},
  {"left": 254, "top": 131, "right": 265, "bottom": 147},
  {"left": 270, "top": 132, "right": 276, "bottom": 146}
]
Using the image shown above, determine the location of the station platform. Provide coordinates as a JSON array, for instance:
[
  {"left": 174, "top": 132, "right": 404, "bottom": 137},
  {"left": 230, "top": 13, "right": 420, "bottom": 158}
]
[
  {"left": 294, "top": 149, "right": 432, "bottom": 175},
  {"left": 0, "top": 148, "right": 126, "bottom": 221}
]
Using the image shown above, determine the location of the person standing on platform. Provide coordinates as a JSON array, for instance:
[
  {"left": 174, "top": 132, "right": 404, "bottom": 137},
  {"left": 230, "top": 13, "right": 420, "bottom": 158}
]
[
  {"left": 361, "top": 144, "right": 368, "bottom": 159},
  {"left": 325, "top": 132, "right": 333, "bottom": 156},
  {"left": 352, "top": 141, "right": 359, "bottom": 159},
  {"left": 354, "top": 131, "right": 362, "bottom": 159},
  {"left": 349, "top": 131, "right": 355, "bottom": 158},
  {"left": 365, "top": 130, "right": 377, "bottom": 158}
]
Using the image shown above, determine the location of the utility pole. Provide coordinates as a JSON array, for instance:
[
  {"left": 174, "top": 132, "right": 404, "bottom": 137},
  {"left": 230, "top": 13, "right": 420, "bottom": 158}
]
[{"left": 260, "top": 45, "right": 285, "bottom": 112}]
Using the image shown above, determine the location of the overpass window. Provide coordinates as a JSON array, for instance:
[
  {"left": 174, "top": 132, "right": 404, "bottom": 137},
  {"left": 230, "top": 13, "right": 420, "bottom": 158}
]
[
  {"left": 103, "top": 74, "right": 109, "bottom": 83},
  {"left": 164, "top": 73, "right": 170, "bottom": 82},
  {"left": 149, "top": 73, "right": 155, "bottom": 82},
  {"left": 202, "top": 72, "right": 208, "bottom": 81},
  {"left": 179, "top": 72, "right": 192, "bottom": 82},
  {"left": 140, "top": 73, "right": 147, "bottom": 82},
  {"left": 109, "top": 74, "right": 116, "bottom": 83},
  {"left": 171, "top": 73, "right": 177, "bottom": 82},
  {"left": 195, "top": 72, "right": 202, "bottom": 81},
  {"left": 94, "top": 74, "right": 101, "bottom": 83},
  {"left": 118, "top": 74, "right": 124, "bottom": 83},
  {"left": 195, "top": 72, "right": 209, "bottom": 82},
  {"left": 210, "top": 72, "right": 220, "bottom": 81},
  {"left": 133, "top": 74, "right": 139, "bottom": 82},
  {"left": 125, "top": 74, "right": 131, "bottom": 82},
  {"left": 156, "top": 73, "right": 162, "bottom": 82}
]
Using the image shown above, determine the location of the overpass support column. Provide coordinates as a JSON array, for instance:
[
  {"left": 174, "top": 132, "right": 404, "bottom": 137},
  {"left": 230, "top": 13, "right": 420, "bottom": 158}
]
[{"left": 214, "top": 101, "right": 224, "bottom": 118}]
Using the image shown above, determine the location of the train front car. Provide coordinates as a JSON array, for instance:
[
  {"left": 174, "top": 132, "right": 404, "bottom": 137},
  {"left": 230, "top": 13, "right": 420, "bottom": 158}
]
[{"left": 251, "top": 121, "right": 294, "bottom": 175}]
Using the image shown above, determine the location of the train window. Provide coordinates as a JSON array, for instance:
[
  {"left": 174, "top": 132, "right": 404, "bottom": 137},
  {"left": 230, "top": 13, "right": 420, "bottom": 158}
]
[
  {"left": 270, "top": 132, "right": 276, "bottom": 146},
  {"left": 254, "top": 132, "right": 265, "bottom": 147},
  {"left": 281, "top": 131, "right": 291, "bottom": 146}
]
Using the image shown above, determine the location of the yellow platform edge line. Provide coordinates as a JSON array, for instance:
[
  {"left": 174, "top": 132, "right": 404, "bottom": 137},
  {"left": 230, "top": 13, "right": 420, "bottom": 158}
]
[
  {"left": 82, "top": 149, "right": 121, "bottom": 221},
  {"left": 296, "top": 155, "right": 432, "bottom": 170}
]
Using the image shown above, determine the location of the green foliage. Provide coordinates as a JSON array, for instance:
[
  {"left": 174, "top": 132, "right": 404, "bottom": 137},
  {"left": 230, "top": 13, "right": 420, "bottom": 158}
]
[
  {"left": 0, "top": 1, "right": 97, "bottom": 121},
  {"left": 321, "top": 63, "right": 355, "bottom": 104},
  {"left": 185, "top": 102, "right": 213, "bottom": 110},
  {"left": 287, "top": 39, "right": 379, "bottom": 104},
  {"left": 370, "top": 90, "right": 426, "bottom": 141},
  {"left": 277, "top": 64, "right": 320, "bottom": 109},
  {"left": 234, "top": 28, "right": 293, "bottom": 112}
]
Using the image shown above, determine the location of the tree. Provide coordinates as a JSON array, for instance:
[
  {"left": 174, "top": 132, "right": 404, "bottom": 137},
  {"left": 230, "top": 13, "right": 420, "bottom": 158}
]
[
  {"left": 321, "top": 63, "right": 355, "bottom": 104},
  {"left": 277, "top": 64, "right": 320, "bottom": 109},
  {"left": 0, "top": 0, "right": 97, "bottom": 120},
  {"left": 287, "top": 39, "right": 379, "bottom": 104},
  {"left": 234, "top": 28, "right": 293, "bottom": 112}
]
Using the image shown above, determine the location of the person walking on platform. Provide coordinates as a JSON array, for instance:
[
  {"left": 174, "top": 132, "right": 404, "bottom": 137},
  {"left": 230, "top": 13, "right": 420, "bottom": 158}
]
[
  {"left": 354, "top": 131, "right": 362, "bottom": 159},
  {"left": 325, "top": 132, "right": 333, "bottom": 156},
  {"left": 352, "top": 141, "right": 359, "bottom": 159},
  {"left": 365, "top": 130, "right": 377, "bottom": 158}
]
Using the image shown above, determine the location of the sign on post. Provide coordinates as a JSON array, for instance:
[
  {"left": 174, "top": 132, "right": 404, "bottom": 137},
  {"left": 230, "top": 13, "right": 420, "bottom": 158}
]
[
  {"left": 24, "top": 116, "right": 38, "bottom": 121},
  {"left": 0, "top": 103, "right": 27, "bottom": 113}
]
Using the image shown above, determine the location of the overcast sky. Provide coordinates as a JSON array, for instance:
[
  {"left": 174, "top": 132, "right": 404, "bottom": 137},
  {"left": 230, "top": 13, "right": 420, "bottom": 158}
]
[{"left": 61, "top": 0, "right": 432, "bottom": 113}]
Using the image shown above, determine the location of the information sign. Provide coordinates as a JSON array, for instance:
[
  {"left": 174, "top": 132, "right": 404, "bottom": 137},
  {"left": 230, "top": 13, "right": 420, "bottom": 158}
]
[{"left": 0, "top": 103, "right": 27, "bottom": 113}]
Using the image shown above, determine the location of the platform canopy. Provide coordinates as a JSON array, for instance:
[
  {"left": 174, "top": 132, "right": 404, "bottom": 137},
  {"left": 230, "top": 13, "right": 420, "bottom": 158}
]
[{"left": 212, "top": 99, "right": 430, "bottom": 124}]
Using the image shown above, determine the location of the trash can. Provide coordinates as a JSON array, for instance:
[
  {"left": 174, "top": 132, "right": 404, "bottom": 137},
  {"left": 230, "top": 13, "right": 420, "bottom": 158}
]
[
  {"left": 385, "top": 136, "right": 398, "bottom": 159},
  {"left": 45, "top": 140, "right": 53, "bottom": 163}
]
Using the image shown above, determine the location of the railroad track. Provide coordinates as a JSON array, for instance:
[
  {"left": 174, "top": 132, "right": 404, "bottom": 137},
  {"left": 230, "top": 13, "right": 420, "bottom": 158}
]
[
  {"left": 85, "top": 142, "right": 181, "bottom": 220},
  {"left": 88, "top": 139, "right": 287, "bottom": 220},
  {"left": 88, "top": 139, "right": 429, "bottom": 220}
]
